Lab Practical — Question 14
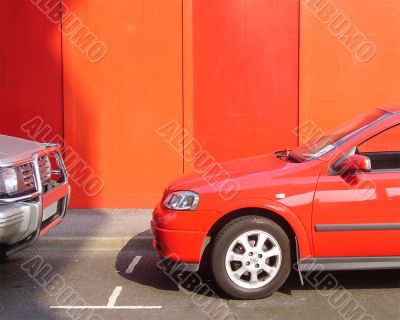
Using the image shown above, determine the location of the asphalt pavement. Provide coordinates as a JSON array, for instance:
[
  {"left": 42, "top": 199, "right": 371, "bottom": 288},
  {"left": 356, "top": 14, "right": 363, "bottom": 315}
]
[{"left": 0, "top": 209, "right": 399, "bottom": 320}]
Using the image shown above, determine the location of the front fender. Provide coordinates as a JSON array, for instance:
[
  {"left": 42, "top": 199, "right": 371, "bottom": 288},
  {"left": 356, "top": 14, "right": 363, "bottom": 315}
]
[{"left": 216, "top": 197, "right": 313, "bottom": 258}]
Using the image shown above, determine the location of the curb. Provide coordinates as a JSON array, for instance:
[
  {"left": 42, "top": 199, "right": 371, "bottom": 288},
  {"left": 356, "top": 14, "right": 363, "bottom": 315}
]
[{"left": 27, "top": 236, "right": 153, "bottom": 252}]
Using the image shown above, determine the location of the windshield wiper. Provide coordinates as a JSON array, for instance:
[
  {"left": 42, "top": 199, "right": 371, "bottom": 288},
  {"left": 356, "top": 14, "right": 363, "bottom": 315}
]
[{"left": 276, "top": 149, "right": 301, "bottom": 163}]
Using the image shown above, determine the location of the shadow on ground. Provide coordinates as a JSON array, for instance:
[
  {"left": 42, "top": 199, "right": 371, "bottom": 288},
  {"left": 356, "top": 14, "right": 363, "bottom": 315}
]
[{"left": 115, "top": 232, "right": 400, "bottom": 299}]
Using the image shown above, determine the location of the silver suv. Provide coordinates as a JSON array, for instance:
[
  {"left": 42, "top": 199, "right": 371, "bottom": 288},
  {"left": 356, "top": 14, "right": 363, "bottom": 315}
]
[{"left": 0, "top": 135, "right": 70, "bottom": 259}]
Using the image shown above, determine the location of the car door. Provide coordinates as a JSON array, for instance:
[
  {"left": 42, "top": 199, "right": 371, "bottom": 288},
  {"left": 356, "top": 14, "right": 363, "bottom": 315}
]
[{"left": 312, "top": 124, "right": 400, "bottom": 257}]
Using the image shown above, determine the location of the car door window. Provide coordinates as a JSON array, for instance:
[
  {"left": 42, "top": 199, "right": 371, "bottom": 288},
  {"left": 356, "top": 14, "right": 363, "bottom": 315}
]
[{"left": 357, "top": 124, "right": 400, "bottom": 171}]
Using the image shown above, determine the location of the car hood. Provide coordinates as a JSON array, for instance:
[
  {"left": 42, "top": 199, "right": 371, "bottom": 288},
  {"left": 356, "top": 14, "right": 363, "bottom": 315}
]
[
  {"left": 0, "top": 135, "right": 45, "bottom": 165},
  {"left": 167, "top": 152, "right": 299, "bottom": 192}
]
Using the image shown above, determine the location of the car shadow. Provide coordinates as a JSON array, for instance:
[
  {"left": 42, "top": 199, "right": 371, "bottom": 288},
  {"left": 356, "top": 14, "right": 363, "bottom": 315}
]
[
  {"left": 115, "top": 230, "right": 179, "bottom": 292},
  {"left": 115, "top": 232, "right": 400, "bottom": 299},
  {"left": 115, "top": 230, "right": 226, "bottom": 297}
]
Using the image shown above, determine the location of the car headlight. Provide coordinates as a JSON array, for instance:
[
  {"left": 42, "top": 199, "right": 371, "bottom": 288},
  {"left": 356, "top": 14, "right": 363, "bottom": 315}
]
[
  {"left": 163, "top": 191, "right": 199, "bottom": 211},
  {"left": 0, "top": 167, "right": 25, "bottom": 197}
]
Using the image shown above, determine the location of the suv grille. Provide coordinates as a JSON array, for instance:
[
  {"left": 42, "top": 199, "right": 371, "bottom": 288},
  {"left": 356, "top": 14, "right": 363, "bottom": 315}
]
[
  {"left": 20, "top": 163, "right": 35, "bottom": 192},
  {"left": 19, "top": 156, "right": 51, "bottom": 192},
  {"left": 38, "top": 155, "right": 51, "bottom": 185}
]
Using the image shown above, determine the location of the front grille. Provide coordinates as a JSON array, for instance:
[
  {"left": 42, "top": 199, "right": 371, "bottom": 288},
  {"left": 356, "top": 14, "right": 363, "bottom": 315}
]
[
  {"left": 20, "top": 163, "right": 35, "bottom": 192},
  {"left": 19, "top": 155, "right": 51, "bottom": 193},
  {"left": 38, "top": 155, "right": 51, "bottom": 185}
]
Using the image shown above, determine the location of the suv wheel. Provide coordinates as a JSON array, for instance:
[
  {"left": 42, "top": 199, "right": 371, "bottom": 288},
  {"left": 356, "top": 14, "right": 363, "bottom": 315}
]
[{"left": 211, "top": 216, "right": 291, "bottom": 299}]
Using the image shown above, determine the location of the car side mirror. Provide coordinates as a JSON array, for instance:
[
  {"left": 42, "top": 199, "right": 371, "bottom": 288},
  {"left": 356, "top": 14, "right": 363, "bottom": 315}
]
[{"left": 338, "top": 154, "right": 372, "bottom": 174}]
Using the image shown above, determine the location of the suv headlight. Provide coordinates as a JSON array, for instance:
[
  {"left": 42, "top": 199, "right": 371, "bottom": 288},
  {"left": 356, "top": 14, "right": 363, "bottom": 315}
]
[
  {"left": 0, "top": 167, "right": 25, "bottom": 197},
  {"left": 163, "top": 191, "right": 199, "bottom": 211}
]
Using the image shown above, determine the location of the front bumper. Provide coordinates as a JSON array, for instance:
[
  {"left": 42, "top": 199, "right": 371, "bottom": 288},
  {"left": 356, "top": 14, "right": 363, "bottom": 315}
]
[
  {"left": 0, "top": 144, "right": 70, "bottom": 257},
  {"left": 151, "top": 204, "right": 224, "bottom": 271},
  {"left": 151, "top": 221, "right": 207, "bottom": 267}
]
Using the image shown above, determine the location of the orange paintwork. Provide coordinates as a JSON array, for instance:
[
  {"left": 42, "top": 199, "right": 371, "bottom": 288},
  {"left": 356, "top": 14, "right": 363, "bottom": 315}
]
[
  {"left": 152, "top": 109, "right": 400, "bottom": 262},
  {"left": 2, "top": 1, "right": 400, "bottom": 210},
  {"left": 192, "top": 0, "right": 299, "bottom": 163},
  {"left": 62, "top": 0, "right": 300, "bottom": 208},
  {"left": 183, "top": 0, "right": 194, "bottom": 174},
  {"left": 300, "top": 0, "right": 400, "bottom": 136},
  {"left": 62, "top": 0, "right": 184, "bottom": 207}
]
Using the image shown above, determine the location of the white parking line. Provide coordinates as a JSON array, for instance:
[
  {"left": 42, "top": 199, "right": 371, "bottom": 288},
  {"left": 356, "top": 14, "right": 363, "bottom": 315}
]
[
  {"left": 125, "top": 256, "right": 142, "bottom": 274},
  {"left": 50, "top": 285, "right": 162, "bottom": 310},
  {"left": 50, "top": 306, "right": 162, "bottom": 310},
  {"left": 107, "top": 286, "right": 123, "bottom": 307}
]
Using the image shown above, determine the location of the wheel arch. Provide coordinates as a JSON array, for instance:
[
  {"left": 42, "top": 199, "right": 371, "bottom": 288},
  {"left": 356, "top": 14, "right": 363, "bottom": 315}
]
[{"left": 201, "top": 204, "right": 312, "bottom": 265}]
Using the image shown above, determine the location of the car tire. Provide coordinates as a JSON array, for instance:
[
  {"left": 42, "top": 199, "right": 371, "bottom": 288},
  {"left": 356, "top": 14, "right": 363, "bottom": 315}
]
[{"left": 211, "top": 215, "right": 291, "bottom": 299}]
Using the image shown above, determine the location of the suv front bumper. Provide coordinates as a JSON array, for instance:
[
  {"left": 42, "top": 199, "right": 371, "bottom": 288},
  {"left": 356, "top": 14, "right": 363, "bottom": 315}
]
[{"left": 0, "top": 144, "right": 70, "bottom": 257}]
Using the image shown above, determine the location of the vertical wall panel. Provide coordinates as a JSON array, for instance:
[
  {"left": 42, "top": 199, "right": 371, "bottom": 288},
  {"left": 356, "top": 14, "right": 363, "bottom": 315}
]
[
  {"left": 300, "top": 0, "right": 400, "bottom": 135},
  {"left": 183, "top": 0, "right": 194, "bottom": 173},
  {"left": 0, "top": 0, "right": 63, "bottom": 141},
  {"left": 192, "top": 0, "right": 299, "bottom": 162},
  {"left": 63, "top": 0, "right": 183, "bottom": 208}
]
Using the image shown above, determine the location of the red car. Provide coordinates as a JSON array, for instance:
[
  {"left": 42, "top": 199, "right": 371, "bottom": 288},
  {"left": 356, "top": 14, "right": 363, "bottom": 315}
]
[{"left": 151, "top": 107, "right": 400, "bottom": 299}]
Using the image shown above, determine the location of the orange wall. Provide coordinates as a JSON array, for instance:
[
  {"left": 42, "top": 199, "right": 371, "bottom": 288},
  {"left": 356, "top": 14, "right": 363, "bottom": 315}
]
[
  {"left": 63, "top": 0, "right": 300, "bottom": 208},
  {"left": 2, "top": 1, "right": 400, "bottom": 208},
  {"left": 63, "top": 0, "right": 184, "bottom": 208},
  {"left": 192, "top": 0, "right": 299, "bottom": 162},
  {"left": 300, "top": 0, "right": 400, "bottom": 138}
]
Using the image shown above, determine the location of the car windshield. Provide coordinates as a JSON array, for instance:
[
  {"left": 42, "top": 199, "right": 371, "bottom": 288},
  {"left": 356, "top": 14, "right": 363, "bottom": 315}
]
[{"left": 290, "top": 109, "right": 390, "bottom": 161}]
